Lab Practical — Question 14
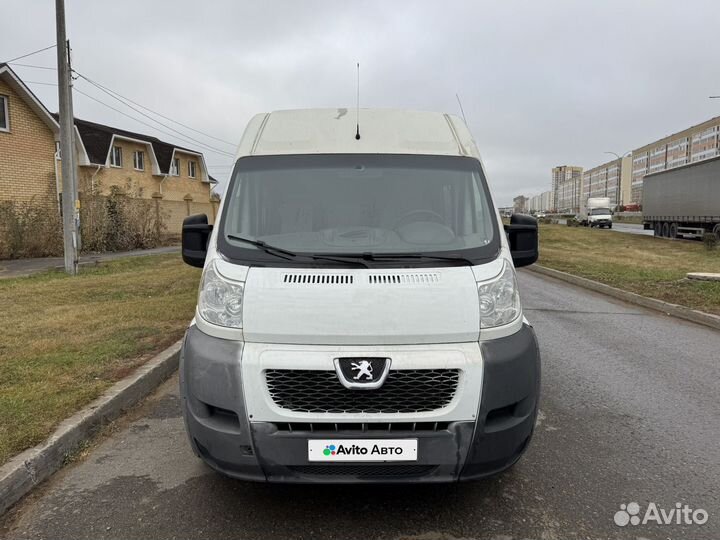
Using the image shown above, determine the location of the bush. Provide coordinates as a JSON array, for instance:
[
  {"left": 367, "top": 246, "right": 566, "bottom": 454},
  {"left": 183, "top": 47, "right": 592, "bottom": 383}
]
[
  {"left": 81, "top": 186, "right": 165, "bottom": 253},
  {"left": 566, "top": 217, "right": 580, "bottom": 227},
  {"left": 0, "top": 185, "right": 169, "bottom": 260},
  {"left": 0, "top": 200, "right": 63, "bottom": 259}
]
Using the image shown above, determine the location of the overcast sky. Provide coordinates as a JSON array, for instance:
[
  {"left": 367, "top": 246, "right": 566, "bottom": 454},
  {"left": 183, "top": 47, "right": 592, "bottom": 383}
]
[{"left": 2, "top": 0, "right": 720, "bottom": 205}]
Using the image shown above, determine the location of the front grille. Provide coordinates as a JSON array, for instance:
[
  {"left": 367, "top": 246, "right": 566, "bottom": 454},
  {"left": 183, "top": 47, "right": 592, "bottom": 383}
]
[
  {"left": 265, "top": 369, "right": 460, "bottom": 414},
  {"left": 288, "top": 464, "right": 437, "bottom": 478},
  {"left": 273, "top": 422, "right": 451, "bottom": 433},
  {"left": 282, "top": 273, "right": 353, "bottom": 285},
  {"left": 367, "top": 273, "right": 440, "bottom": 285}
]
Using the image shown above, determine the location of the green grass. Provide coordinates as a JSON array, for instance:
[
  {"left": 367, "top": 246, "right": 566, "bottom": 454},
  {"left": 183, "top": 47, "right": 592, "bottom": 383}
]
[
  {"left": 614, "top": 215, "right": 644, "bottom": 224},
  {"left": 538, "top": 224, "right": 720, "bottom": 314},
  {"left": 0, "top": 253, "right": 200, "bottom": 465}
]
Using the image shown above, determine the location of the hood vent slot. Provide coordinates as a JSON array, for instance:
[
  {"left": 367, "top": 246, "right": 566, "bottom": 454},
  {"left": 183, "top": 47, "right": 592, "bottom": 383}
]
[
  {"left": 368, "top": 273, "right": 440, "bottom": 285},
  {"left": 283, "top": 273, "right": 353, "bottom": 285}
]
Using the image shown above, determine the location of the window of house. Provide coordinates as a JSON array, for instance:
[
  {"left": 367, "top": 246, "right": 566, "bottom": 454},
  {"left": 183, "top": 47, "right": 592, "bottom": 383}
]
[
  {"left": 133, "top": 150, "right": 145, "bottom": 171},
  {"left": 110, "top": 146, "right": 123, "bottom": 167},
  {"left": 0, "top": 95, "right": 9, "bottom": 131},
  {"left": 171, "top": 157, "right": 180, "bottom": 176},
  {"left": 188, "top": 160, "right": 196, "bottom": 178}
]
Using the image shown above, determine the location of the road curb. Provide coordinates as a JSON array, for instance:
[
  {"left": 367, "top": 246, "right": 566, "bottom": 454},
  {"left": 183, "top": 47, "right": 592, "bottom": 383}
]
[
  {"left": 0, "top": 340, "right": 182, "bottom": 516},
  {"left": 526, "top": 265, "right": 720, "bottom": 331}
]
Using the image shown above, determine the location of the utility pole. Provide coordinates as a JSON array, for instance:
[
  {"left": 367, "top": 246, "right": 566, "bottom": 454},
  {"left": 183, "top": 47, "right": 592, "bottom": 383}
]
[{"left": 55, "top": 0, "right": 79, "bottom": 274}]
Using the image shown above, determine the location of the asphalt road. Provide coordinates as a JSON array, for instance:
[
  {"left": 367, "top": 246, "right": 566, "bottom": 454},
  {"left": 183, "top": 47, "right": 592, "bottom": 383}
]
[
  {"left": 553, "top": 219, "right": 654, "bottom": 237},
  {"left": 2, "top": 271, "right": 719, "bottom": 540}
]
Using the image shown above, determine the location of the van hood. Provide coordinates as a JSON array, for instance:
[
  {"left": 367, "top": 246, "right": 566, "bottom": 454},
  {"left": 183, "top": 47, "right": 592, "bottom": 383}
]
[{"left": 236, "top": 261, "right": 503, "bottom": 345}]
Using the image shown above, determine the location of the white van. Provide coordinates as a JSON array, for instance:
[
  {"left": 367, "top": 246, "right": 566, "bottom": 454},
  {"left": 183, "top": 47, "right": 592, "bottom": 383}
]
[{"left": 180, "top": 108, "right": 541, "bottom": 483}]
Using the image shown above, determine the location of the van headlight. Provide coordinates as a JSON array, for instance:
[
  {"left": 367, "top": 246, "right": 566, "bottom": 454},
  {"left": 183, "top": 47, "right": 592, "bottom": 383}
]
[
  {"left": 477, "top": 261, "right": 521, "bottom": 328},
  {"left": 198, "top": 262, "right": 244, "bottom": 328}
]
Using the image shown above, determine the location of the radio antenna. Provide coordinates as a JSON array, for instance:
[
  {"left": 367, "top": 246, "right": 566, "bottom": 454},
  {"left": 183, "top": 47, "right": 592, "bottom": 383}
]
[
  {"left": 355, "top": 62, "right": 361, "bottom": 140},
  {"left": 456, "top": 93, "right": 468, "bottom": 125}
]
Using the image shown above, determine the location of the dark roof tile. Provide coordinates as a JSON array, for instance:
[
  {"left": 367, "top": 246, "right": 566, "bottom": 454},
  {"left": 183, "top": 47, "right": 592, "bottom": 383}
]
[{"left": 51, "top": 114, "right": 203, "bottom": 175}]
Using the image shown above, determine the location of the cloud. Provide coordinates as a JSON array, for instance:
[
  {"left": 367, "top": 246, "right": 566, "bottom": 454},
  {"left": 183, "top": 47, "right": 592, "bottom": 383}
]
[{"left": 2, "top": 0, "right": 719, "bottom": 204}]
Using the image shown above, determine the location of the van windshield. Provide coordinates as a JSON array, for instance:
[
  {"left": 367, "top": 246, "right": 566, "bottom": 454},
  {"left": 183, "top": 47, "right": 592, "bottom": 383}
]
[
  {"left": 218, "top": 154, "right": 500, "bottom": 267},
  {"left": 589, "top": 208, "right": 611, "bottom": 215}
]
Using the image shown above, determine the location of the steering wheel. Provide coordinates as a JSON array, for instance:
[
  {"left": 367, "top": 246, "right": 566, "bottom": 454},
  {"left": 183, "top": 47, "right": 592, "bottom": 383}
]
[{"left": 393, "top": 209, "right": 445, "bottom": 229}]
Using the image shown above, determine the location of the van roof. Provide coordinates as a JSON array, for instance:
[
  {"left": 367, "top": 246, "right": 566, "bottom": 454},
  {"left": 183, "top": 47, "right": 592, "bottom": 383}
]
[{"left": 235, "top": 108, "right": 481, "bottom": 159}]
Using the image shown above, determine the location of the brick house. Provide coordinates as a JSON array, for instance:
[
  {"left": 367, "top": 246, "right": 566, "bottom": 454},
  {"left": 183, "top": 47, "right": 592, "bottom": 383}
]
[{"left": 0, "top": 63, "right": 218, "bottom": 236}]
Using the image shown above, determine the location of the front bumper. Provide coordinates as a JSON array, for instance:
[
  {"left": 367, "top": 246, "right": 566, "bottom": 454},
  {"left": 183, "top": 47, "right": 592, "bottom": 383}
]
[{"left": 180, "top": 324, "right": 540, "bottom": 483}]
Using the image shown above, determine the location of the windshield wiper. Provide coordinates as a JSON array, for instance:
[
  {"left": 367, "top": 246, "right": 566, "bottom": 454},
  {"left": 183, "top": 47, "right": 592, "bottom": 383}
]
[
  {"left": 227, "top": 235, "right": 369, "bottom": 267},
  {"left": 370, "top": 253, "right": 475, "bottom": 266},
  {"left": 309, "top": 255, "right": 370, "bottom": 268},
  {"left": 226, "top": 234, "right": 296, "bottom": 260},
  {"left": 323, "top": 252, "right": 476, "bottom": 266}
]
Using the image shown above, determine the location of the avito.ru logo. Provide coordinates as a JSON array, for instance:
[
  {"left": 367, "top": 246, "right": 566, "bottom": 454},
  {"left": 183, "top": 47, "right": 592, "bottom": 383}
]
[
  {"left": 322, "top": 444, "right": 337, "bottom": 456},
  {"left": 320, "top": 443, "right": 405, "bottom": 457},
  {"left": 614, "top": 501, "right": 708, "bottom": 527}
]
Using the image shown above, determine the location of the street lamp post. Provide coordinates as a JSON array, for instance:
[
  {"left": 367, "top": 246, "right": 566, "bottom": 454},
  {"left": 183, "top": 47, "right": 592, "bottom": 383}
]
[{"left": 604, "top": 150, "right": 631, "bottom": 211}]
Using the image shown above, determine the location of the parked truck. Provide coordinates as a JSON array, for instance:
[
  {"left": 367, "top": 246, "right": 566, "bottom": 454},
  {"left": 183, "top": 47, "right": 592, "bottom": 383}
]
[
  {"left": 579, "top": 197, "right": 612, "bottom": 228},
  {"left": 643, "top": 156, "right": 720, "bottom": 240}
]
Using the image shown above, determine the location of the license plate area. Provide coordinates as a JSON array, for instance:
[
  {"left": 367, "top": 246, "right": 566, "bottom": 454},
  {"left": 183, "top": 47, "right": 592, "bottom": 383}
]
[{"left": 308, "top": 439, "right": 418, "bottom": 462}]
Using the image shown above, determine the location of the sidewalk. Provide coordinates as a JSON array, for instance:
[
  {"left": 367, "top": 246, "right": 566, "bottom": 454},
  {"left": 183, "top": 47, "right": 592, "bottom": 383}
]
[{"left": 0, "top": 246, "right": 180, "bottom": 279}]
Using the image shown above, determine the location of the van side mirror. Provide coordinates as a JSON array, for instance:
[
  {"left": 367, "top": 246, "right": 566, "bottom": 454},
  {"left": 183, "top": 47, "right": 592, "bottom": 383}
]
[
  {"left": 504, "top": 214, "right": 538, "bottom": 268},
  {"left": 182, "top": 214, "right": 213, "bottom": 268}
]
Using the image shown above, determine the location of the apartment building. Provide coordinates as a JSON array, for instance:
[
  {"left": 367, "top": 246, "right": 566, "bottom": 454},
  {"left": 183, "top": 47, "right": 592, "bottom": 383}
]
[
  {"left": 528, "top": 190, "right": 552, "bottom": 213},
  {"left": 581, "top": 155, "right": 632, "bottom": 209},
  {"left": 630, "top": 116, "right": 720, "bottom": 204},
  {"left": 552, "top": 165, "right": 583, "bottom": 213},
  {"left": 513, "top": 195, "right": 528, "bottom": 214}
]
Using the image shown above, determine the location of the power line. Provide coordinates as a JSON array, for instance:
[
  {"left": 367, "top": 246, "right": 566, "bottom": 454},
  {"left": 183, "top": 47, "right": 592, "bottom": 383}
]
[
  {"left": 73, "top": 87, "right": 234, "bottom": 157},
  {"left": 14, "top": 61, "right": 237, "bottom": 154},
  {"left": 23, "top": 80, "right": 59, "bottom": 86},
  {"left": 73, "top": 71, "right": 236, "bottom": 147},
  {"left": 74, "top": 74, "right": 235, "bottom": 156},
  {"left": 8, "top": 62, "right": 57, "bottom": 70},
  {"left": 74, "top": 87, "right": 234, "bottom": 157},
  {"left": 2, "top": 44, "right": 57, "bottom": 64},
  {"left": 15, "top": 59, "right": 235, "bottom": 157},
  {"left": 24, "top": 75, "right": 234, "bottom": 158}
]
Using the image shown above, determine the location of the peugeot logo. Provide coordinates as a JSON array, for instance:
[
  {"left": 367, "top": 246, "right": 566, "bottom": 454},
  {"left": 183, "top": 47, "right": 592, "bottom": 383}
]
[
  {"left": 334, "top": 357, "right": 391, "bottom": 390},
  {"left": 351, "top": 360, "right": 374, "bottom": 380}
]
